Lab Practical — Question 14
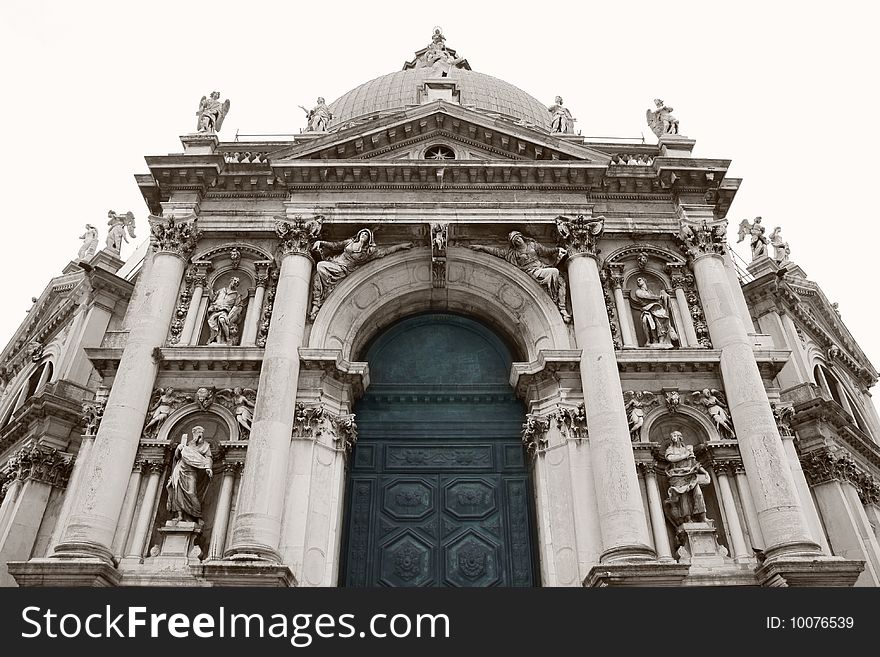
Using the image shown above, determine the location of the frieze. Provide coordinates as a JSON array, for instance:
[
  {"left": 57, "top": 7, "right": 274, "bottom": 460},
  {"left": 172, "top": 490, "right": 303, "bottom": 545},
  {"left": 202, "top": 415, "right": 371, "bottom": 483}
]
[{"left": 385, "top": 445, "right": 492, "bottom": 470}]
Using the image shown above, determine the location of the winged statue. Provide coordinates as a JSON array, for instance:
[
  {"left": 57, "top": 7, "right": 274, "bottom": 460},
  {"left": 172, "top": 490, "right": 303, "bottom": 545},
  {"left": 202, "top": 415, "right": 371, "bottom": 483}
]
[
  {"left": 216, "top": 387, "right": 257, "bottom": 436},
  {"left": 196, "top": 91, "right": 231, "bottom": 134},
  {"left": 142, "top": 387, "right": 193, "bottom": 437},
  {"left": 624, "top": 390, "right": 657, "bottom": 441},
  {"left": 736, "top": 217, "right": 768, "bottom": 260},
  {"left": 646, "top": 98, "right": 680, "bottom": 138},
  {"left": 691, "top": 388, "right": 736, "bottom": 439},
  {"left": 106, "top": 210, "right": 136, "bottom": 255}
]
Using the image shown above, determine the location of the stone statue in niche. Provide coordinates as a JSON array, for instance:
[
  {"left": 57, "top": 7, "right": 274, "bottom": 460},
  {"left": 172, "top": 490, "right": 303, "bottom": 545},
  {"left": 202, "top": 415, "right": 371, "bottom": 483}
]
[
  {"left": 548, "top": 96, "right": 575, "bottom": 134},
  {"left": 736, "top": 217, "right": 769, "bottom": 261},
  {"left": 106, "top": 211, "right": 136, "bottom": 256},
  {"left": 469, "top": 231, "right": 571, "bottom": 323},
  {"left": 691, "top": 388, "right": 736, "bottom": 439},
  {"left": 143, "top": 387, "right": 192, "bottom": 437},
  {"left": 310, "top": 228, "right": 413, "bottom": 321},
  {"left": 77, "top": 224, "right": 99, "bottom": 260},
  {"left": 196, "top": 91, "right": 230, "bottom": 134},
  {"left": 166, "top": 425, "right": 213, "bottom": 524},
  {"left": 623, "top": 390, "right": 657, "bottom": 441},
  {"left": 217, "top": 387, "right": 256, "bottom": 435},
  {"left": 768, "top": 226, "right": 790, "bottom": 265},
  {"left": 300, "top": 97, "right": 332, "bottom": 132},
  {"left": 646, "top": 98, "right": 680, "bottom": 137},
  {"left": 662, "top": 430, "right": 710, "bottom": 527},
  {"left": 628, "top": 276, "right": 679, "bottom": 348},
  {"left": 206, "top": 277, "right": 245, "bottom": 345}
]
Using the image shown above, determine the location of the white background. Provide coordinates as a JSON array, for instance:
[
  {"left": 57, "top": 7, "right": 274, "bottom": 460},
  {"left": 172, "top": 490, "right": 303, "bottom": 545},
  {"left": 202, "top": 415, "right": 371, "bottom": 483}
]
[{"left": 1, "top": 0, "right": 877, "bottom": 392}]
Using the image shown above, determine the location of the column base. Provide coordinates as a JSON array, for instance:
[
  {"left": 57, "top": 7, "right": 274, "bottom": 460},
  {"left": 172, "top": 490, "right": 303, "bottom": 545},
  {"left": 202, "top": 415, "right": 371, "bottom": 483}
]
[
  {"left": 756, "top": 557, "right": 864, "bottom": 587},
  {"left": 599, "top": 543, "right": 656, "bottom": 563},
  {"left": 197, "top": 560, "right": 297, "bottom": 587},
  {"left": 8, "top": 558, "right": 121, "bottom": 587},
  {"left": 584, "top": 562, "right": 690, "bottom": 587}
]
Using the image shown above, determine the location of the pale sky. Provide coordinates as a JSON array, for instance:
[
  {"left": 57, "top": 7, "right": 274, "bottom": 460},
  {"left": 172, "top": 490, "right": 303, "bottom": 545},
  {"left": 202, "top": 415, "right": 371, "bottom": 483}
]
[{"left": 1, "top": 1, "right": 877, "bottom": 386}]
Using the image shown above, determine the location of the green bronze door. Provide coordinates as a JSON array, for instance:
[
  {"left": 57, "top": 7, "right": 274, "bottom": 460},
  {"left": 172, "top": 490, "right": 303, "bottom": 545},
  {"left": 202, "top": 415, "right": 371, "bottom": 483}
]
[{"left": 342, "top": 314, "right": 537, "bottom": 587}]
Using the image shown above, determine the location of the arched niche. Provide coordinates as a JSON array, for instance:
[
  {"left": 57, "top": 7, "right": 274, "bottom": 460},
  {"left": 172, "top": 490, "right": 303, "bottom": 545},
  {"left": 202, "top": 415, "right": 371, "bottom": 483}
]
[
  {"left": 196, "top": 268, "right": 255, "bottom": 346},
  {"left": 308, "top": 247, "right": 572, "bottom": 363},
  {"left": 148, "top": 408, "right": 233, "bottom": 558}
]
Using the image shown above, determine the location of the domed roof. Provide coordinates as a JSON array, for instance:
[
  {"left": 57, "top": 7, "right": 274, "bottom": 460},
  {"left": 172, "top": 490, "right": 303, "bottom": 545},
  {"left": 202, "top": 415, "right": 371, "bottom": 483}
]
[{"left": 328, "top": 30, "right": 551, "bottom": 131}]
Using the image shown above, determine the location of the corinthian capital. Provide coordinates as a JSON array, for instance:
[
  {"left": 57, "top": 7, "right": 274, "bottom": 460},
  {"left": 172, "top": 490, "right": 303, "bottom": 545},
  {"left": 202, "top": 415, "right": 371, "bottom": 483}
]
[
  {"left": 678, "top": 220, "right": 728, "bottom": 259},
  {"left": 275, "top": 214, "right": 324, "bottom": 256},
  {"left": 556, "top": 214, "right": 605, "bottom": 258},
  {"left": 148, "top": 213, "right": 202, "bottom": 258}
]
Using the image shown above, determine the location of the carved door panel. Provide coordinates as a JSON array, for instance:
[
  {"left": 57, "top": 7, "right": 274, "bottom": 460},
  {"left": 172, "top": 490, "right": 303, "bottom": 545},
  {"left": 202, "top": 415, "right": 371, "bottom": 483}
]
[{"left": 341, "top": 314, "right": 537, "bottom": 587}]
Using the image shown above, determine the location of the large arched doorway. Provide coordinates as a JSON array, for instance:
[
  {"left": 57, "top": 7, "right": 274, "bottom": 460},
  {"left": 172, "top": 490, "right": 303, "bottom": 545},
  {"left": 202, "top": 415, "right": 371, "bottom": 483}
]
[{"left": 341, "top": 313, "right": 538, "bottom": 586}]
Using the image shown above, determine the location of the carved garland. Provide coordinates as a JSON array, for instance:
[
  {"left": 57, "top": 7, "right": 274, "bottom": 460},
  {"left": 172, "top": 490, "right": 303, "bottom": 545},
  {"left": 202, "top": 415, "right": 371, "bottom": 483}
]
[
  {"left": 669, "top": 267, "right": 712, "bottom": 348},
  {"left": 256, "top": 268, "right": 279, "bottom": 348},
  {"left": 168, "top": 269, "right": 195, "bottom": 345}
]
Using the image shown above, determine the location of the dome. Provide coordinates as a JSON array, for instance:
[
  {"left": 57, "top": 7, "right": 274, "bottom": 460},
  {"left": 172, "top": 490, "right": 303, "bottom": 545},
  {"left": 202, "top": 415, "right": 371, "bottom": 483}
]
[{"left": 328, "top": 67, "right": 552, "bottom": 131}]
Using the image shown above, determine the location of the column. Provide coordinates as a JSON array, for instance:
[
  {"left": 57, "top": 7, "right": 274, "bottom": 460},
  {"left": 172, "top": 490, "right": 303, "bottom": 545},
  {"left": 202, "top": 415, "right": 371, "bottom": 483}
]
[
  {"left": 781, "top": 433, "right": 830, "bottom": 553},
  {"left": 607, "top": 265, "right": 636, "bottom": 347},
  {"left": 668, "top": 265, "right": 699, "bottom": 346},
  {"left": 561, "top": 216, "right": 654, "bottom": 562},
  {"left": 714, "top": 462, "right": 750, "bottom": 562},
  {"left": 680, "top": 219, "right": 821, "bottom": 562},
  {"left": 226, "top": 217, "right": 319, "bottom": 561},
  {"left": 642, "top": 465, "right": 673, "bottom": 561},
  {"left": 180, "top": 262, "right": 210, "bottom": 346},
  {"left": 208, "top": 464, "right": 237, "bottom": 559},
  {"left": 111, "top": 464, "right": 143, "bottom": 560},
  {"left": 48, "top": 434, "right": 95, "bottom": 553},
  {"left": 124, "top": 461, "right": 163, "bottom": 561},
  {"left": 240, "top": 262, "right": 270, "bottom": 346},
  {"left": 53, "top": 214, "right": 201, "bottom": 564},
  {"left": 734, "top": 466, "right": 765, "bottom": 550},
  {"left": 34, "top": 361, "right": 52, "bottom": 392}
]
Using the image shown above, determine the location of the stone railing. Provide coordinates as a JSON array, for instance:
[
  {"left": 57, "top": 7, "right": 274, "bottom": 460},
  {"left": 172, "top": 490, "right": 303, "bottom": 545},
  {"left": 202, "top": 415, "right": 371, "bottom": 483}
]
[{"left": 222, "top": 151, "right": 270, "bottom": 164}]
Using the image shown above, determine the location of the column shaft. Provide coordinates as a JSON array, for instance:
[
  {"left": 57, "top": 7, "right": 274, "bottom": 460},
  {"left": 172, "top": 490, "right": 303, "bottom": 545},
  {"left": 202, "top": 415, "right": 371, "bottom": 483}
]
[
  {"left": 180, "top": 284, "right": 205, "bottom": 346},
  {"left": 568, "top": 254, "right": 653, "bottom": 562},
  {"left": 644, "top": 469, "right": 673, "bottom": 561},
  {"left": 673, "top": 287, "right": 699, "bottom": 346},
  {"left": 209, "top": 469, "right": 236, "bottom": 559},
  {"left": 715, "top": 469, "right": 750, "bottom": 562},
  {"left": 240, "top": 285, "right": 266, "bottom": 346},
  {"left": 691, "top": 252, "right": 819, "bottom": 560},
  {"left": 48, "top": 435, "right": 95, "bottom": 553},
  {"left": 227, "top": 253, "right": 313, "bottom": 560},
  {"left": 611, "top": 286, "right": 636, "bottom": 347},
  {"left": 734, "top": 470, "right": 765, "bottom": 550},
  {"left": 111, "top": 467, "right": 143, "bottom": 560},
  {"left": 125, "top": 467, "right": 162, "bottom": 560}
]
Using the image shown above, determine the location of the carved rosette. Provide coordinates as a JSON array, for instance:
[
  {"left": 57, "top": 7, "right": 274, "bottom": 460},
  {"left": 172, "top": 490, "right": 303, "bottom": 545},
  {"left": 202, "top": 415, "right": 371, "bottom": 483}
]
[
  {"left": 556, "top": 214, "right": 605, "bottom": 258},
  {"left": 7, "top": 444, "right": 73, "bottom": 488},
  {"left": 148, "top": 214, "right": 202, "bottom": 258},
  {"left": 275, "top": 214, "right": 323, "bottom": 257},
  {"left": 521, "top": 413, "right": 550, "bottom": 458},
  {"left": 678, "top": 220, "right": 727, "bottom": 259}
]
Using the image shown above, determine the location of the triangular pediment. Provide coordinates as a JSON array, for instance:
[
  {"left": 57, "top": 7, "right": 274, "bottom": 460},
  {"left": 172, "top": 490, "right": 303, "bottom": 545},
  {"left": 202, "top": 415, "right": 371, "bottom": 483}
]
[{"left": 268, "top": 101, "right": 611, "bottom": 164}]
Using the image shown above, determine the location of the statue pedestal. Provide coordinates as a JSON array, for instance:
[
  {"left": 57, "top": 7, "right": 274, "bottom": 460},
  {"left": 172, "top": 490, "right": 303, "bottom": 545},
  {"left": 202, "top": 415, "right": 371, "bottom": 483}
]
[
  {"left": 151, "top": 521, "right": 202, "bottom": 567},
  {"left": 675, "top": 521, "right": 732, "bottom": 568},
  {"left": 180, "top": 133, "right": 219, "bottom": 154},
  {"left": 657, "top": 134, "right": 695, "bottom": 157}
]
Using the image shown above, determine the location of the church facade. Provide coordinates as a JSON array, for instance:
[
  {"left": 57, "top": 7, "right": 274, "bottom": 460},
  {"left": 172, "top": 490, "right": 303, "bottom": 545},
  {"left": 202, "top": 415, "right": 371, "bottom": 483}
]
[{"left": 2, "top": 31, "right": 880, "bottom": 587}]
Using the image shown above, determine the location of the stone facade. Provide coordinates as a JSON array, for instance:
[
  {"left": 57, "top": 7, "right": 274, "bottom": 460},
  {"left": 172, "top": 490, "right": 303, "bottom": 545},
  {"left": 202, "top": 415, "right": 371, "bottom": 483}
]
[{"left": 2, "top": 31, "right": 879, "bottom": 587}]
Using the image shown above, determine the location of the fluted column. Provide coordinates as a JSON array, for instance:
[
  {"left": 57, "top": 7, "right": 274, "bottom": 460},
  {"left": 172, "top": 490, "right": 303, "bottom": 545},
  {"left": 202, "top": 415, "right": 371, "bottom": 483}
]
[
  {"left": 226, "top": 215, "right": 321, "bottom": 561},
  {"left": 209, "top": 463, "right": 238, "bottom": 559},
  {"left": 54, "top": 213, "right": 201, "bottom": 564},
  {"left": 240, "top": 262, "right": 270, "bottom": 347},
  {"left": 641, "top": 464, "right": 673, "bottom": 561},
  {"left": 561, "top": 215, "right": 654, "bottom": 562},
  {"left": 180, "top": 262, "right": 211, "bottom": 345},
  {"left": 668, "top": 265, "right": 699, "bottom": 347},
  {"left": 714, "top": 462, "right": 750, "bottom": 562},
  {"left": 607, "top": 264, "right": 636, "bottom": 348},
  {"left": 679, "top": 219, "right": 820, "bottom": 561},
  {"left": 124, "top": 460, "right": 163, "bottom": 560}
]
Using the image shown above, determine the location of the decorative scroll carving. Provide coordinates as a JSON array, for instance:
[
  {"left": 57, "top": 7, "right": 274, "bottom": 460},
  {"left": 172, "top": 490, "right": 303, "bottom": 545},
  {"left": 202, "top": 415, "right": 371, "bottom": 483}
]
[
  {"left": 554, "top": 403, "right": 588, "bottom": 440},
  {"left": 142, "top": 387, "right": 193, "bottom": 438},
  {"left": 691, "top": 389, "right": 736, "bottom": 439},
  {"left": 556, "top": 214, "right": 605, "bottom": 258},
  {"left": 291, "top": 402, "right": 358, "bottom": 454},
  {"left": 521, "top": 413, "right": 550, "bottom": 458},
  {"left": 275, "top": 214, "right": 323, "bottom": 257},
  {"left": 623, "top": 391, "right": 658, "bottom": 441},
  {"left": 149, "top": 214, "right": 202, "bottom": 258},
  {"left": 430, "top": 222, "right": 448, "bottom": 289},
  {"left": 646, "top": 99, "right": 680, "bottom": 137},
  {"left": 678, "top": 220, "right": 727, "bottom": 259},
  {"left": 7, "top": 444, "right": 73, "bottom": 488}
]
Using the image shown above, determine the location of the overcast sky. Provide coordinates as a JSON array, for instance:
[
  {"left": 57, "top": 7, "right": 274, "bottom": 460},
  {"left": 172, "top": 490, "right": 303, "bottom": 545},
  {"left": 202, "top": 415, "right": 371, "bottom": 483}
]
[{"left": 1, "top": 1, "right": 877, "bottom": 388}]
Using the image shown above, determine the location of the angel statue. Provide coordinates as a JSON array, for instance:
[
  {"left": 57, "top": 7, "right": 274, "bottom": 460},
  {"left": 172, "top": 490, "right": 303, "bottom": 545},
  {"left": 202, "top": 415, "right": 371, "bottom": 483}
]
[
  {"left": 310, "top": 229, "right": 414, "bottom": 321},
  {"left": 548, "top": 96, "right": 575, "bottom": 134},
  {"left": 470, "top": 231, "right": 571, "bottom": 323},
  {"left": 629, "top": 277, "right": 679, "bottom": 348},
  {"left": 106, "top": 211, "right": 136, "bottom": 256},
  {"left": 196, "top": 91, "right": 230, "bottom": 134},
  {"left": 77, "top": 224, "right": 99, "bottom": 260},
  {"left": 646, "top": 99, "right": 680, "bottom": 138},
  {"left": 624, "top": 390, "right": 657, "bottom": 441},
  {"left": 768, "top": 226, "right": 790, "bottom": 265},
  {"left": 300, "top": 97, "right": 332, "bottom": 132},
  {"left": 143, "top": 387, "right": 192, "bottom": 437},
  {"left": 691, "top": 388, "right": 736, "bottom": 439},
  {"left": 736, "top": 217, "right": 768, "bottom": 261},
  {"left": 206, "top": 277, "right": 245, "bottom": 345},
  {"left": 217, "top": 387, "right": 256, "bottom": 435}
]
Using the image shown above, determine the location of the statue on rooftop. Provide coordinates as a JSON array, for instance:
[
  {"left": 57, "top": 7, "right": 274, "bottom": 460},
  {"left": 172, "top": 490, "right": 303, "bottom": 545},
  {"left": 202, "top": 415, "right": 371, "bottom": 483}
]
[
  {"left": 77, "top": 224, "right": 99, "bottom": 260},
  {"left": 419, "top": 27, "right": 466, "bottom": 77},
  {"left": 768, "top": 226, "right": 790, "bottom": 265},
  {"left": 196, "top": 91, "right": 230, "bottom": 134},
  {"left": 646, "top": 98, "right": 680, "bottom": 137},
  {"left": 548, "top": 96, "right": 575, "bottom": 134},
  {"left": 105, "top": 211, "right": 136, "bottom": 256},
  {"left": 736, "top": 217, "right": 769, "bottom": 261},
  {"left": 300, "top": 97, "right": 333, "bottom": 132}
]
